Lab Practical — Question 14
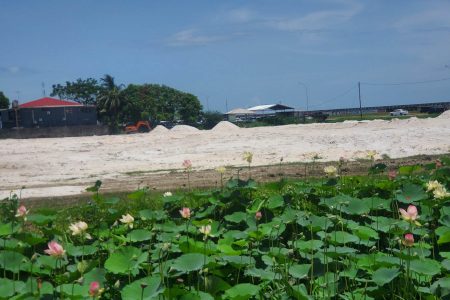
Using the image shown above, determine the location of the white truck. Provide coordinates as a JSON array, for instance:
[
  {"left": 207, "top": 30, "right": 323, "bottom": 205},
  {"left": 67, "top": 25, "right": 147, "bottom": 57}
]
[{"left": 390, "top": 109, "right": 408, "bottom": 116}]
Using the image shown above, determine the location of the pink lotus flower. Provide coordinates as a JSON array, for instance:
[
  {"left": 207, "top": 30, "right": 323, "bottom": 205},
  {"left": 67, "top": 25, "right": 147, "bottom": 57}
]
[
  {"left": 182, "top": 160, "right": 192, "bottom": 170},
  {"left": 44, "top": 241, "right": 65, "bottom": 257},
  {"left": 403, "top": 233, "right": 414, "bottom": 247},
  {"left": 388, "top": 170, "right": 397, "bottom": 180},
  {"left": 15, "top": 205, "right": 29, "bottom": 219},
  {"left": 399, "top": 205, "right": 419, "bottom": 222},
  {"left": 89, "top": 281, "right": 104, "bottom": 297},
  {"left": 179, "top": 207, "right": 191, "bottom": 219},
  {"left": 255, "top": 211, "right": 262, "bottom": 221}
]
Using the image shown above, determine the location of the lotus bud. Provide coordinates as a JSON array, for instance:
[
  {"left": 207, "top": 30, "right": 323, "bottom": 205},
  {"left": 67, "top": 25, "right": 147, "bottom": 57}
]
[
  {"left": 31, "top": 253, "right": 38, "bottom": 262},
  {"left": 140, "top": 283, "right": 148, "bottom": 289},
  {"left": 402, "top": 233, "right": 414, "bottom": 247},
  {"left": 114, "top": 280, "right": 120, "bottom": 288},
  {"left": 77, "top": 261, "right": 88, "bottom": 274},
  {"left": 163, "top": 242, "right": 171, "bottom": 251}
]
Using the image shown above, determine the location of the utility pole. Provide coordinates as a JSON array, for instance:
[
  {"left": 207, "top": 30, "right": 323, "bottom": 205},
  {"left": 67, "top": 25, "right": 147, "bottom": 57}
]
[
  {"left": 225, "top": 99, "right": 228, "bottom": 112},
  {"left": 358, "top": 81, "right": 362, "bottom": 120},
  {"left": 298, "top": 81, "right": 309, "bottom": 113}
]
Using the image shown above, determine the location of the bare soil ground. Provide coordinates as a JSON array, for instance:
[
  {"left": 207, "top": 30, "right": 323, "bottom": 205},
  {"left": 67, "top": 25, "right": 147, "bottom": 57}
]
[{"left": 19, "top": 154, "right": 444, "bottom": 208}]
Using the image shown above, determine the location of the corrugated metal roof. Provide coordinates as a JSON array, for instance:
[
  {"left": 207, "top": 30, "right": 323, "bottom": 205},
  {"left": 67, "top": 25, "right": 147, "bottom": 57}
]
[
  {"left": 225, "top": 108, "right": 255, "bottom": 115},
  {"left": 248, "top": 104, "right": 294, "bottom": 111},
  {"left": 19, "top": 97, "right": 83, "bottom": 108}
]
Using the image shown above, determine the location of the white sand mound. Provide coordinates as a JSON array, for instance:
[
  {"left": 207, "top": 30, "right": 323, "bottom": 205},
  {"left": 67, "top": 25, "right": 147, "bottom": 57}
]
[
  {"left": 171, "top": 125, "right": 200, "bottom": 133},
  {"left": 438, "top": 110, "right": 450, "bottom": 119},
  {"left": 150, "top": 125, "right": 169, "bottom": 134},
  {"left": 211, "top": 121, "right": 240, "bottom": 132}
]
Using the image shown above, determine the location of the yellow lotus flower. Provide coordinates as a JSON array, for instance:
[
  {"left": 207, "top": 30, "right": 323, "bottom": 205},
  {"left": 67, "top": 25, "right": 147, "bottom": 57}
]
[
  {"left": 426, "top": 180, "right": 442, "bottom": 192},
  {"left": 243, "top": 151, "right": 253, "bottom": 164},
  {"left": 324, "top": 165, "right": 338, "bottom": 177},
  {"left": 215, "top": 166, "right": 226, "bottom": 174},
  {"left": 199, "top": 224, "right": 212, "bottom": 239},
  {"left": 433, "top": 185, "right": 450, "bottom": 199},
  {"left": 69, "top": 221, "right": 88, "bottom": 236},
  {"left": 366, "top": 150, "right": 378, "bottom": 160},
  {"left": 120, "top": 214, "right": 134, "bottom": 229}
]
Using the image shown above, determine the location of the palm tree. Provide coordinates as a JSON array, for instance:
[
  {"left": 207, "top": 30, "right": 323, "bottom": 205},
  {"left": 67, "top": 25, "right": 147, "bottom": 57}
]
[{"left": 97, "top": 74, "right": 124, "bottom": 129}]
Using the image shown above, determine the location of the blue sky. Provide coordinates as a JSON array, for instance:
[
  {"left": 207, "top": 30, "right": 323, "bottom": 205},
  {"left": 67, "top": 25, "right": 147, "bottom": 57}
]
[{"left": 1, "top": 0, "right": 450, "bottom": 112}]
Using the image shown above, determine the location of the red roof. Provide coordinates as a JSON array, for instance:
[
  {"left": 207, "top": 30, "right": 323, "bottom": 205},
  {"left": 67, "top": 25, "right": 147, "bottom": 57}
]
[{"left": 19, "top": 97, "right": 83, "bottom": 108}]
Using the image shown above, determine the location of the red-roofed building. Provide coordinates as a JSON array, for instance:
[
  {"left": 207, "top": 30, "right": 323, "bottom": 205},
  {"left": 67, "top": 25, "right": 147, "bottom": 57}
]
[
  {"left": 0, "top": 97, "right": 97, "bottom": 128},
  {"left": 19, "top": 97, "right": 83, "bottom": 109}
]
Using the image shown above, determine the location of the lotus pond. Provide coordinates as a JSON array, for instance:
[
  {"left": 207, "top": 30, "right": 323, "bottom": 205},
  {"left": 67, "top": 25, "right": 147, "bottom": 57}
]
[{"left": 1, "top": 157, "right": 450, "bottom": 299}]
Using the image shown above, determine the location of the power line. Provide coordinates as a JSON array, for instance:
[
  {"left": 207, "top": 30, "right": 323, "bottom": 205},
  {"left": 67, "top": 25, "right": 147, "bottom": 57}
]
[
  {"left": 309, "top": 85, "right": 357, "bottom": 109},
  {"left": 361, "top": 76, "right": 450, "bottom": 86}
]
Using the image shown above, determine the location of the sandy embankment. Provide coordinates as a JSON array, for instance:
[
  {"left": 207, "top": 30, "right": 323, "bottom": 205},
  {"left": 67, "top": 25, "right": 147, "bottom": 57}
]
[{"left": 1, "top": 111, "right": 450, "bottom": 199}]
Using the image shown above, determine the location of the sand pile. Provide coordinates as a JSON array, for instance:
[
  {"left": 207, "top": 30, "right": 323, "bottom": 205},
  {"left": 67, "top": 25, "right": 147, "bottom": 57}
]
[
  {"left": 150, "top": 125, "right": 170, "bottom": 135},
  {"left": 211, "top": 121, "right": 240, "bottom": 132},
  {"left": 438, "top": 110, "right": 450, "bottom": 119},
  {"left": 170, "top": 125, "right": 200, "bottom": 133}
]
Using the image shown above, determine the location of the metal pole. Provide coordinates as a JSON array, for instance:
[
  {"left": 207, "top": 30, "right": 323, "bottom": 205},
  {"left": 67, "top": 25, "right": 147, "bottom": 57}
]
[
  {"left": 15, "top": 109, "right": 19, "bottom": 128},
  {"left": 298, "top": 82, "right": 309, "bottom": 112},
  {"left": 358, "top": 81, "right": 362, "bottom": 120}
]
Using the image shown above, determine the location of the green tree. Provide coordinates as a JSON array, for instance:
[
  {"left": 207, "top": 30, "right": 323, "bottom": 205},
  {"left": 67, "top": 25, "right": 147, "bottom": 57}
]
[
  {"left": 201, "top": 111, "right": 224, "bottom": 129},
  {"left": 120, "top": 84, "right": 203, "bottom": 124},
  {"left": 50, "top": 78, "right": 100, "bottom": 105},
  {"left": 97, "top": 75, "right": 125, "bottom": 130},
  {"left": 0, "top": 91, "right": 9, "bottom": 109}
]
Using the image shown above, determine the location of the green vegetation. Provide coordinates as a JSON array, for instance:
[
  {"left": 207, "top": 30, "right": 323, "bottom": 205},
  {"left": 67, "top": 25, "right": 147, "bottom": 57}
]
[
  {"left": 50, "top": 76, "right": 203, "bottom": 128},
  {"left": 121, "top": 84, "right": 202, "bottom": 125},
  {"left": 0, "top": 91, "right": 9, "bottom": 109},
  {"left": 325, "top": 112, "right": 440, "bottom": 123},
  {"left": 51, "top": 78, "right": 100, "bottom": 106},
  {"left": 1, "top": 156, "right": 449, "bottom": 299}
]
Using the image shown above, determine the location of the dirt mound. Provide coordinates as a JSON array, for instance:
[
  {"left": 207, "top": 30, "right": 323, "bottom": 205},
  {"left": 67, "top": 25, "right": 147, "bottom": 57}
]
[
  {"left": 170, "top": 125, "right": 200, "bottom": 133},
  {"left": 150, "top": 125, "right": 169, "bottom": 134},
  {"left": 437, "top": 110, "right": 450, "bottom": 119},
  {"left": 211, "top": 121, "right": 240, "bottom": 132}
]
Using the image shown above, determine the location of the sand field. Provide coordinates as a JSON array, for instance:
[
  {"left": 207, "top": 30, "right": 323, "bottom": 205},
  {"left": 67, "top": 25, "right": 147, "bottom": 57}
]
[{"left": 1, "top": 112, "right": 449, "bottom": 199}]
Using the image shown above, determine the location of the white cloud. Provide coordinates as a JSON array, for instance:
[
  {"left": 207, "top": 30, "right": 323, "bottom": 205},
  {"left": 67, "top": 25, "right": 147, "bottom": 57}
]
[
  {"left": 394, "top": 5, "right": 450, "bottom": 32},
  {"left": 0, "top": 66, "right": 21, "bottom": 74},
  {"left": 268, "top": 1, "right": 363, "bottom": 32},
  {"left": 227, "top": 8, "right": 256, "bottom": 23},
  {"left": 8, "top": 66, "right": 20, "bottom": 74},
  {"left": 166, "top": 29, "right": 225, "bottom": 47}
]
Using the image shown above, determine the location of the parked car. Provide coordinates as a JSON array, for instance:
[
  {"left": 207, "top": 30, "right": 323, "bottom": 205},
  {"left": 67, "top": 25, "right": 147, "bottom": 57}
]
[
  {"left": 158, "top": 120, "right": 175, "bottom": 129},
  {"left": 390, "top": 109, "right": 408, "bottom": 116}
]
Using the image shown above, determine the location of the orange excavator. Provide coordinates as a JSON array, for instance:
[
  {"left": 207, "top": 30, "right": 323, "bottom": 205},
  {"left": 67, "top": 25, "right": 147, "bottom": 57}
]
[{"left": 124, "top": 121, "right": 152, "bottom": 134}]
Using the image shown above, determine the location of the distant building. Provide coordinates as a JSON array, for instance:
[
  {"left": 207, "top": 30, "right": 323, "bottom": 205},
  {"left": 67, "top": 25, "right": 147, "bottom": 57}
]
[
  {"left": 0, "top": 97, "right": 97, "bottom": 129},
  {"left": 224, "top": 108, "right": 255, "bottom": 122},
  {"left": 225, "top": 103, "right": 295, "bottom": 122}
]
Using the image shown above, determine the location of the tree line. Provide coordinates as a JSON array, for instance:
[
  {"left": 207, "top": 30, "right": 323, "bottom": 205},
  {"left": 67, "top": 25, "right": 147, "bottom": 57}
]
[{"left": 50, "top": 74, "right": 206, "bottom": 129}]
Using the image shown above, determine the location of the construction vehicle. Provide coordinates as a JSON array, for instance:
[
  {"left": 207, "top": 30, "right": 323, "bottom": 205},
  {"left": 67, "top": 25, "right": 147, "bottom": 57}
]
[{"left": 124, "top": 121, "right": 152, "bottom": 134}]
